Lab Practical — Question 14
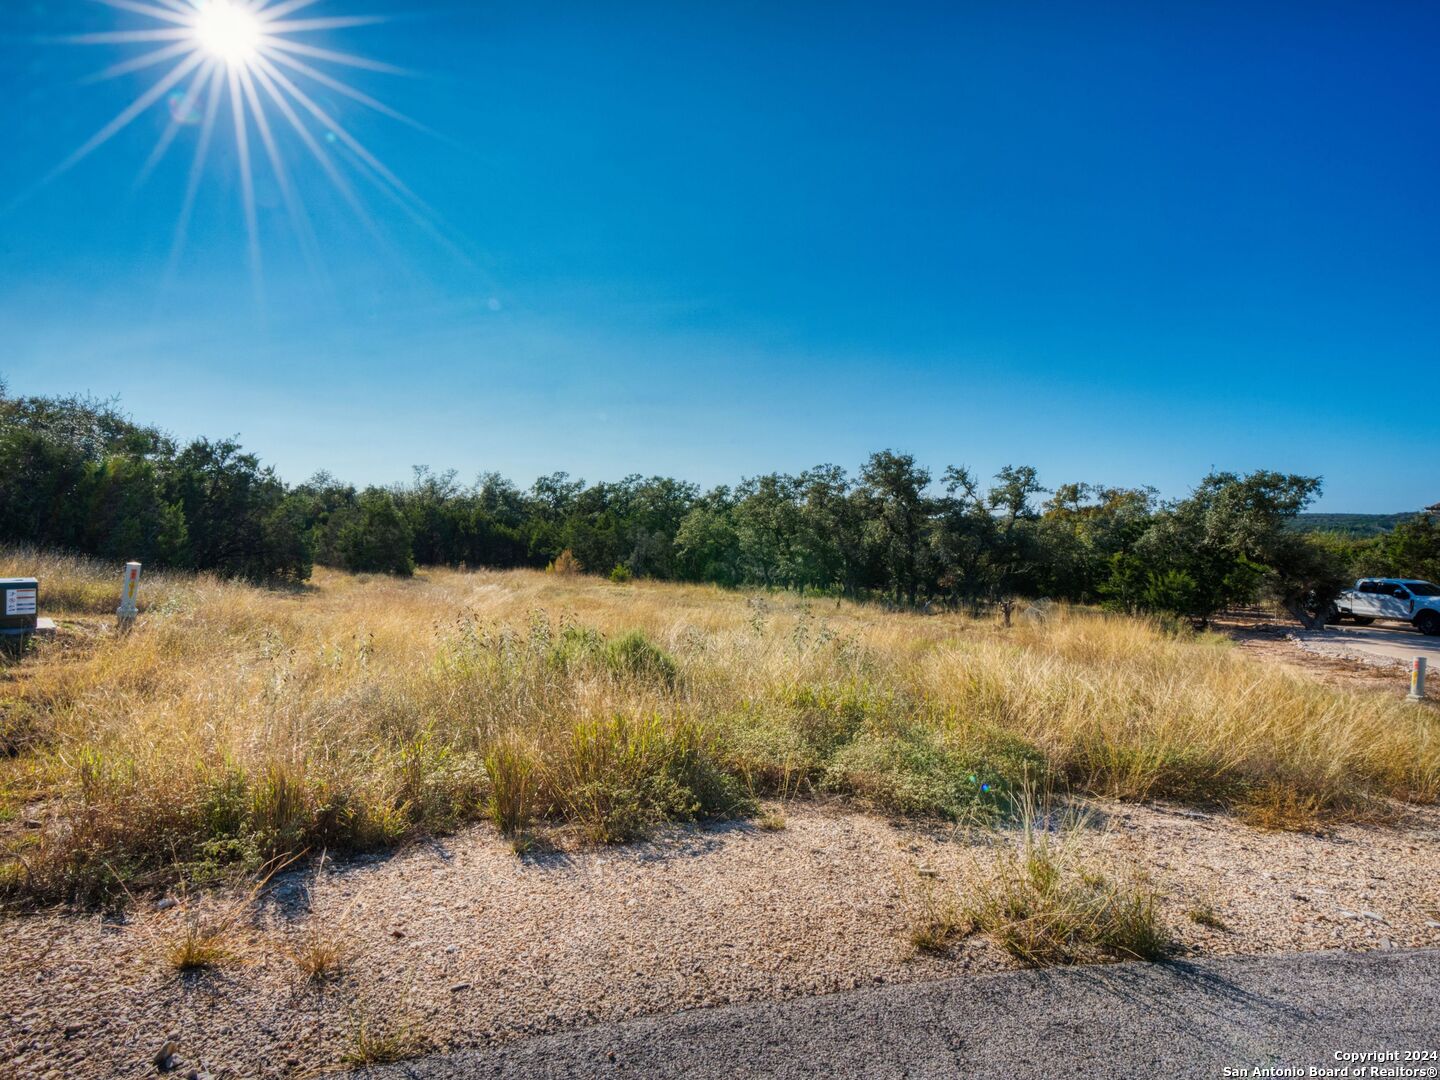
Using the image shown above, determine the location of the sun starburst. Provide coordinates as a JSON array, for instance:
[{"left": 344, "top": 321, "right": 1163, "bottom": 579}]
[{"left": 42, "top": 0, "right": 445, "bottom": 300}]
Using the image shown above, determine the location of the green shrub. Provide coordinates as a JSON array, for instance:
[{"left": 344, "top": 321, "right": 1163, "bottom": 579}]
[
  {"left": 822, "top": 730, "right": 1005, "bottom": 819},
  {"left": 602, "top": 630, "right": 678, "bottom": 685},
  {"left": 547, "top": 626, "right": 605, "bottom": 672},
  {"left": 557, "top": 715, "right": 748, "bottom": 843},
  {"left": 608, "top": 564, "right": 633, "bottom": 584}
]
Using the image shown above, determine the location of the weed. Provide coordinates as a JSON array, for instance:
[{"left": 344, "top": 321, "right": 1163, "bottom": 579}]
[
  {"left": 167, "top": 919, "right": 239, "bottom": 971},
  {"left": 755, "top": 810, "right": 787, "bottom": 832},
  {"left": 484, "top": 740, "right": 537, "bottom": 839},
  {"left": 340, "top": 1012, "right": 427, "bottom": 1067},
  {"left": 1187, "top": 903, "right": 1228, "bottom": 931},
  {"left": 291, "top": 928, "right": 347, "bottom": 981},
  {"left": 961, "top": 802, "right": 1171, "bottom": 966},
  {"left": 907, "top": 878, "right": 969, "bottom": 954}
]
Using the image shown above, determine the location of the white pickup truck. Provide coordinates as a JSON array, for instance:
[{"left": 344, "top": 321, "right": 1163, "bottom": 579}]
[{"left": 1333, "top": 578, "right": 1440, "bottom": 636}]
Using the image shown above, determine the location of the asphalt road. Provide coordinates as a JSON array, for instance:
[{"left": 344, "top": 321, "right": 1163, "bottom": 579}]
[
  {"left": 1322, "top": 623, "right": 1440, "bottom": 667},
  {"left": 353, "top": 948, "right": 1440, "bottom": 1080}
]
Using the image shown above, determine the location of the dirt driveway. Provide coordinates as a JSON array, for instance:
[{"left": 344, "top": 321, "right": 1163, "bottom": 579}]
[
  {"left": 1211, "top": 612, "right": 1434, "bottom": 699},
  {"left": 1306, "top": 623, "right": 1440, "bottom": 669}
]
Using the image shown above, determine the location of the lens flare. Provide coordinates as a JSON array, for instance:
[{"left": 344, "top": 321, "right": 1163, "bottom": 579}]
[{"left": 166, "top": 89, "right": 203, "bottom": 126}]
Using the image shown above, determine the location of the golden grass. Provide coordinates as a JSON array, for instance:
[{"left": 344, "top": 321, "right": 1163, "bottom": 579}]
[
  {"left": 2, "top": 547, "right": 1436, "bottom": 904},
  {"left": 960, "top": 798, "right": 1172, "bottom": 965},
  {"left": 167, "top": 919, "right": 239, "bottom": 972},
  {"left": 340, "top": 1012, "right": 428, "bottom": 1067},
  {"left": 291, "top": 927, "right": 347, "bottom": 981}
]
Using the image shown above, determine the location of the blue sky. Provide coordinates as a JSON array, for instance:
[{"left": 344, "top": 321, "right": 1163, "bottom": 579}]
[{"left": 2, "top": 0, "right": 1436, "bottom": 511}]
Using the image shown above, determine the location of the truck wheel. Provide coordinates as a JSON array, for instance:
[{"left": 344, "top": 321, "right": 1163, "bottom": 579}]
[
  {"left": 1417, "top": 611, "right": 1440, "bottom": 637},
  {"left": 1349, "top": 616, "right": 1374, "bottom": 626}
]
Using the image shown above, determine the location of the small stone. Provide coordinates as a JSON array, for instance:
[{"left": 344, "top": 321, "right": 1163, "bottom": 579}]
[
  {"left": 450, "top": 982, "right": 472, "bottom": 993},
  {"left": 154, "top": 898, "right": 178, "bottom": 912},
  {"left": 1424, "top": 920, "right": 1440, "bottom": 930},
  {"left": 916, "top": 867, "right": 938, "bottom": 878},
  {"left": 153, "top": 1039, "right": 180, "bottom": 1071},
  {"left": 1361, "top": 911, "right": 1386, "bottom": 923},
  {"left": 445, "top": 945, "right": 458, "bottom": 954},
  {"left": 1380, "top": 938, "right": 1394, "bottom": 950},
  {"left": 391, "top": 929, "right": 406, "bottom": 938},
  {"left": 63, "top": 1024, "right": 83, "bottom": 1039}
]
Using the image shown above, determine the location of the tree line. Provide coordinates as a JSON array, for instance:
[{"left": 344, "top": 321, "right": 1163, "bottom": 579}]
[{"left": 2, "top": 385, "right": 1435, "bottom": 626}]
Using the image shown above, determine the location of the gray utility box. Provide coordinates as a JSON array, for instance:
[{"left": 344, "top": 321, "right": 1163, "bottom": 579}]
[{"left": 1, "top": 578, "right": 40, "bottom": 632}]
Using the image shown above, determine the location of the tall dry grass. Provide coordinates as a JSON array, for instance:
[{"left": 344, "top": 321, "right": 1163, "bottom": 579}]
[{"left": 1, "top": 548, "right": 1436, "bottom": 904}]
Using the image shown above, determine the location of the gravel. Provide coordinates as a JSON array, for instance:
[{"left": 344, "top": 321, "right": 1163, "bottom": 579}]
[{"left": 3, "top": 801, "right": 1439, "bottom": 1078}]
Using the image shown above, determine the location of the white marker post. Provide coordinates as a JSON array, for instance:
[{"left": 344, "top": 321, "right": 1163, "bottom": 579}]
[
  {"left": 1408, "top": 657, "right": 1428, "bottom": 703},
  {"left": 117, "top": 562, "right": 142, "bottom": 633}
]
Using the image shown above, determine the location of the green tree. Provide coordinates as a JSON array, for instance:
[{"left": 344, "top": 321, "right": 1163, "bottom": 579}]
[
  {"left": 1370, "top": 513, "right": 1440, "bottom": 583},
  {"left": 1117, "top": 471, "right": 1327, "bottom": 626},
  {"left": 860, "top": 451, "right": 931, "bottom": 606},
  {"left": 333, "top": 489, "right": 415, "bottom": 575},
  {"left": 675, "top": 494, "right": 742, "bottom": 585}
]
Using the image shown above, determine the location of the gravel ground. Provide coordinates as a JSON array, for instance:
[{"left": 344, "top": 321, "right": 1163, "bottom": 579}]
[
  {"left": 3, "top": 802, "right": 1440, "bottom": 1079},
  {"left": 1215, "top": 614, "right": 1407, "bottom": 686}
]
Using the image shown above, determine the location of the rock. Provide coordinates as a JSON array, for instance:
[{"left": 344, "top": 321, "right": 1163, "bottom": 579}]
[
  {"left": 390, "top": 929, "right": 406, "bottom": 939},
  {"left": 62, "top": 1024, "right": 83, "bottom": 1039},
  {"left": 154, "top": 898, "right": 178, "bottom": 912},
  {"left": 450, "top": 982, "right": 472, "bottom": 993},
  {"left": 1361, "top": 911, "right": 1387, "bottom": 923},
  {"left": 916, "top": 867, "right": 938, "bottom": 878},
  {"left": 153, "top": 1039, "right": 180, "bottom": 1071},
  {"left": 1425, "top": 920, "right": 1440, "bottom": 930}
]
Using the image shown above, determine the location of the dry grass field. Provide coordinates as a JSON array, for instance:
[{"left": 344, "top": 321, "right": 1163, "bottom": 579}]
[
  {"left": 5, "top": 548, "right": 1440, "bottom": 1076},
  {"left": 3, "top": 547, "right": 1437, "bottom": 910}
]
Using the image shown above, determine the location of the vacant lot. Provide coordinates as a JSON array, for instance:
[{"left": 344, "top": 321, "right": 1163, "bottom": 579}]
[
  {"left": 3, "top": 550, "right": 1440, "bottom": 1077},
  {"left": 2, "top": 548, "right": 1438, "bottom": 906}
]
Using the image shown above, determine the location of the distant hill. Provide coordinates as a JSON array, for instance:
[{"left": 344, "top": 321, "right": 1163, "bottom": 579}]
[{"left": 1288, "top": 513, "right": 1415, "bottom": 538}]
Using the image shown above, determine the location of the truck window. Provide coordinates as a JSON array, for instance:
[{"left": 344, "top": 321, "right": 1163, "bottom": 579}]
[
  {"left": 1358, "top": 581, "right": 1378, "bottom": 593},
  {"left": 1407, "top": 582, "right": 1440, "bottom": 597}
]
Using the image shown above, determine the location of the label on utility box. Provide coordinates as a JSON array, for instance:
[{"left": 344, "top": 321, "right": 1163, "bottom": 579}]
[{"left": 5, "top": 589, "right": 36, "bottom": 616}]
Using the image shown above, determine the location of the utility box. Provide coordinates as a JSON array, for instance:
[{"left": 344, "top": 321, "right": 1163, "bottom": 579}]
[{"left": 1, "top": 578, "right": 39, "bottom": 632}]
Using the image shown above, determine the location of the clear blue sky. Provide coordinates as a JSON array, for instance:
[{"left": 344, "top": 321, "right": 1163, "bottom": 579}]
[{"left": 2, "top": 0, "right": 1436, "bottom": 511}]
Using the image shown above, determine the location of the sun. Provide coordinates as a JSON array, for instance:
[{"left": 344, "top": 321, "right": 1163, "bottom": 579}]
[
  {"left": 193, "top": 1, "right": 263, "bottom": 67},
  {"left": 40, "top": 0, "right": 444, "bottom": 301}
]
